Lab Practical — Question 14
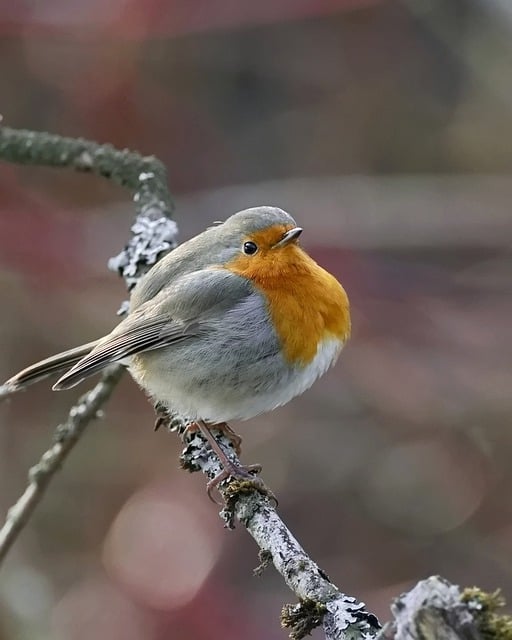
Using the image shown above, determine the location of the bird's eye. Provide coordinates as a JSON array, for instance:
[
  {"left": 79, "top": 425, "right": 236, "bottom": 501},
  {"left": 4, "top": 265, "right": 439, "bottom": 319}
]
[{"left": 243, "top": 241, "right": 258, "bottom": 255}]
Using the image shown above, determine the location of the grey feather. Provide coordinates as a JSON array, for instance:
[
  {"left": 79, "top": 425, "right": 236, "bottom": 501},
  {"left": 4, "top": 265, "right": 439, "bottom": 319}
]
[
  {"left": 54, "top": 268, "right": 253, "bottom": 390},
  {"left": 5, "top": 341, "right": 99, "bottom": 390},
  {"left": 53, "top": 317, "right": 193, "bottom": 390}
]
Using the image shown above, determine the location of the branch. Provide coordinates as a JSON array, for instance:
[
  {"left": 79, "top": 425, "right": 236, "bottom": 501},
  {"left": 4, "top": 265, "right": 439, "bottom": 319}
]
[
  {"left": 0, "top": 124, "right": 176, "bottom": 562},
  {"left": 0, "top": 125, "right": 502, "bottom": 640},
  {"left": 0, "top": 365, "right": 123, "bottom": 564},
  {"left": 0, "top": 124, "right": 177, "bottom": 291},
  {"left": 168, "top": 411, "right": 380, "bottom": 640},
  {"left": 377, "top": 575, "right": 511, "bottom": 640}
]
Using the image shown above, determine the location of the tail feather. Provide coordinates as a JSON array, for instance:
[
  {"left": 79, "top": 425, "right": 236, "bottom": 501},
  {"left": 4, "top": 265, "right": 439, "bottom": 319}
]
[{"left": 4, "top": 341, "right": 100, "bottom": 391}]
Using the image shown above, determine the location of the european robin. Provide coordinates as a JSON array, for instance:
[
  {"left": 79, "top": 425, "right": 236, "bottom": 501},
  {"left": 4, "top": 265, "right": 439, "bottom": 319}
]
[{"left": 5, "top": 207, "right": 351, "bottom": 491}]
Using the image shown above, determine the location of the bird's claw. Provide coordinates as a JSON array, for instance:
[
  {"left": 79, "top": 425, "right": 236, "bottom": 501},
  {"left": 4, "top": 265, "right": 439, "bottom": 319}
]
[
  {"left": 184, "top": 421, "right": 242, "bottom": 456},
  {"left": 153, "top": 402, "right": 171, "bottom": 431},
  {"left": 206, "top": 462, "right": 278, "bottom": 508}
]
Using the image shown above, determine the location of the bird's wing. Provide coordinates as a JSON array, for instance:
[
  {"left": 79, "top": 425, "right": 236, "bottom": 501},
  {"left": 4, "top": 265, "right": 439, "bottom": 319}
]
[
  {"left": 52, "top": 315, "right": 195, "bottom": 390},
  {"left": 54, "top": 268, "right": 252, "bottom": 390}
]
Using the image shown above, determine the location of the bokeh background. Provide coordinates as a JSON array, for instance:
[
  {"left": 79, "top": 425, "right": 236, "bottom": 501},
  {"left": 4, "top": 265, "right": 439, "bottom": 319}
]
[{"left": 1, "top": 1, "right": 512, "bottom": 638}]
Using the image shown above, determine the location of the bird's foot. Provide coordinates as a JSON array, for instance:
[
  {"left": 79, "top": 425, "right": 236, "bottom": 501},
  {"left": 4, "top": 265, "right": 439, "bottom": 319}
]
[
  {"left": 153, "top": 402, "right": 171, "bottom": 431},
  {"left": 211, "top": 461, "right": 277, "bottom": 529},
  {"left": 189, "top": 420, "right": 276, "bottom": 508},
  {"left": 207, "top": 460, "right": 264, "bottom": 504},
  {"left": 216, "top": 465, "right": 278, "bottom": 513},
  {"left": 184, "top": 420, "right": 243, "bottom": 456}
]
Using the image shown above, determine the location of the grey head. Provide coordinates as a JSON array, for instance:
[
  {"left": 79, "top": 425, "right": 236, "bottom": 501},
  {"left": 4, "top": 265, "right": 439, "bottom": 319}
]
[
  {"left": 130, "top": 206, "right": 300, "bottom": 309},
  {"left": 200, "top": 205, "right": 301, "bottom": 264},
  {"left": 219, "top": 206, "right": 297, "bottom": 235}
]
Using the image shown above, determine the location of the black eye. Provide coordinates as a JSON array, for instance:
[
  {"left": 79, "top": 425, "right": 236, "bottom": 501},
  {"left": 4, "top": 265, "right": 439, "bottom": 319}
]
[{"left": 243, "top": 241, "right": 258, "bottom": 255}]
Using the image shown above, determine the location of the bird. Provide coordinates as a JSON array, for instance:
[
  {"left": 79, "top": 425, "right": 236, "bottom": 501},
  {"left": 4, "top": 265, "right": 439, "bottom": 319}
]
[{"left": 4, "top": 206, "right": 351, "bottom": 494}]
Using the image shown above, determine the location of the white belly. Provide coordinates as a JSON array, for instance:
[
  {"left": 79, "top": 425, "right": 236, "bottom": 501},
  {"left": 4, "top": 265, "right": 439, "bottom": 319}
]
[{"left": 129, "top": 336, "right": 344, "bottom": 423}]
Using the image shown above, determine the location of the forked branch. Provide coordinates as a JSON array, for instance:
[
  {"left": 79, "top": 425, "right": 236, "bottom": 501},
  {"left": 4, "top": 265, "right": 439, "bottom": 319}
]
[{"left": 0, "top": 125, "right": 499, "bottom": 640}]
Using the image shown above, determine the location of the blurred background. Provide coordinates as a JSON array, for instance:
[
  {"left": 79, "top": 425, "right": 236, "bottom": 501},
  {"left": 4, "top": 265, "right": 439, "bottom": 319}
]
[{"left": 0, "top": 0, "right": 511, "bottom": 638}]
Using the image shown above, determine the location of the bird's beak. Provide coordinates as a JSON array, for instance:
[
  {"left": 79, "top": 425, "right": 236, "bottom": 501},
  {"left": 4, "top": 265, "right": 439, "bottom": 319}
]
[{"left": 273, "top": 227, "right": 303, "bottom": 248}]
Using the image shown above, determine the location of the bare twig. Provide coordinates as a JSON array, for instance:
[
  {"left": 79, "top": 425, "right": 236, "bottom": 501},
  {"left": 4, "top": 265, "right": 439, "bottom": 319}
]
[
  {"left": 0, "top": 125, "right": 177, "bottom": 291},
  {"left": 0, "top": 366, "right": 123, "bottom": 564},
  {"left": 0, "top": 124, "right": 176, "bottom": 559}
]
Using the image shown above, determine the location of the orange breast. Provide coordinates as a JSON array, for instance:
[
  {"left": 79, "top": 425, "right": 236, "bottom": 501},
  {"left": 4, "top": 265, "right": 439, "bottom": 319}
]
[{"left": 227, "top": 241, "right": 351, "bottom": 365}]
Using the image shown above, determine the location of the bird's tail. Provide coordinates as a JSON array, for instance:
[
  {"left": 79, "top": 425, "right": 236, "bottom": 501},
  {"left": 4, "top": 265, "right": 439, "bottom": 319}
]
[{"left": 4, "top": 341, "right": 100, "bottom": 391}]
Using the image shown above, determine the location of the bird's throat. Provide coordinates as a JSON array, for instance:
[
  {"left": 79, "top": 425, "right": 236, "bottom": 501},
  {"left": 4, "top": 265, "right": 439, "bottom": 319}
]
[{"left": 227, "top": 246, "right": 351, "bottom": 365}]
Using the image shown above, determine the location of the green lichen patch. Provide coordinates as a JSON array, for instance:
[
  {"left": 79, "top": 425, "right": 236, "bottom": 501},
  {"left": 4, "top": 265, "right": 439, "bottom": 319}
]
[
  {"left": 462, "top": 587, "right": 512, "bottom": 640},
  {"left": 281, "top": 599, "right": 327, "bottom": 639}
]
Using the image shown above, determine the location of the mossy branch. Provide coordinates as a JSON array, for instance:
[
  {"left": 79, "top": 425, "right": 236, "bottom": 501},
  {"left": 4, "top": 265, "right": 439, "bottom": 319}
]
[
  {"left": 376, "top": 576, "right": 512, "bottom": 640},
  {"left": 0, "top": 123, "right": 176, "bottom": 560},
  {"left": 0, "top": 123, "right": 177, "bottom": 289},
  {"left": 0, "top": 124, "right": 509, "bottom": 640}
]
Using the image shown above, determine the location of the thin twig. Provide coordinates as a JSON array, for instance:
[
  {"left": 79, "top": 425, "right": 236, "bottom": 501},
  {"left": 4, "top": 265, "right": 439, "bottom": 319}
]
[
  {"left": 0, "top": 124, "right": 176, "bottom": 561},
  {"left": 0, "top": 125, "right": 177, "bottom": 290},
  {"left": 0, "top": 365, "right": 123, "bottom": 564}
]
